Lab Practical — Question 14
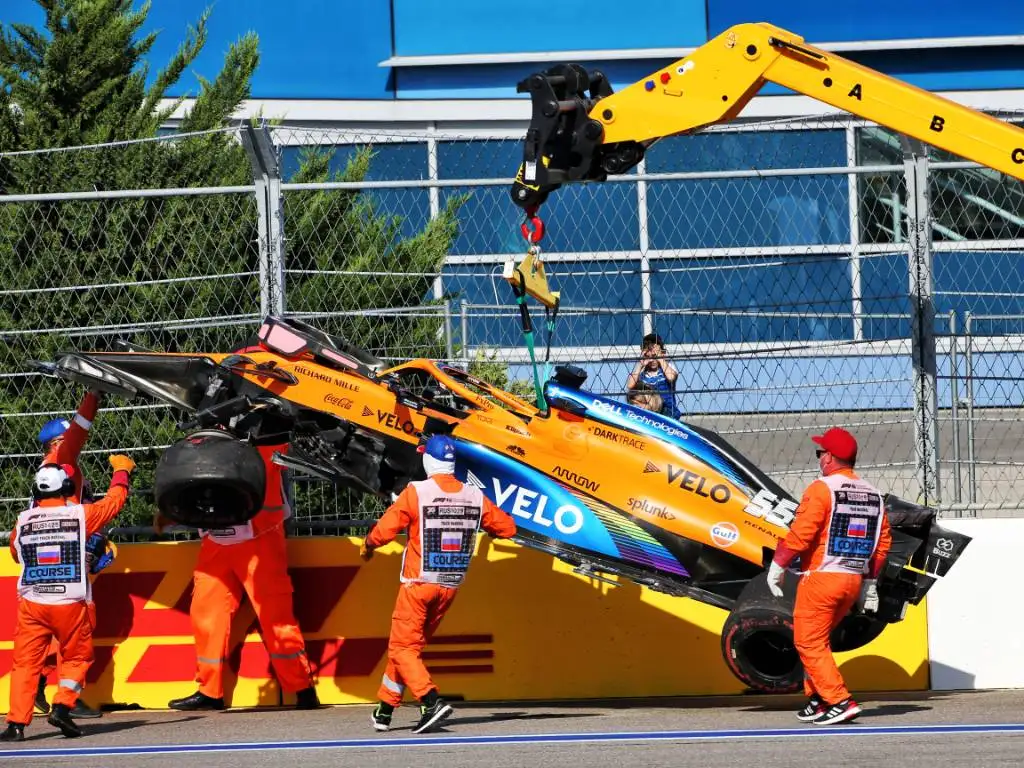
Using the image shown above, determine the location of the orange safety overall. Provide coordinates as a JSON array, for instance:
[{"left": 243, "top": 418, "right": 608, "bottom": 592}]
[
  {"left": 41, "top": 391, "right": 100, "bottom": 503},
  {"left": 367, "top": 474, "right": 516, "bottom": 706},
  {"left": 6, "top": 475, "right": 130, "bottom": 726},
  {"left": 189, "top": 444, "right": 312, "bottom": 700},
  {"left": 774, "top": 468, "right": 892, "bottom": 704},
  {"left": 38, "top": 391, "right": 101, "bottom": 691}
]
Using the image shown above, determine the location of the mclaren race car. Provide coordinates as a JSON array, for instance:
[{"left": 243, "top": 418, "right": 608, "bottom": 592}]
[{"left": 37, "top": 315, "right": 971, "bottom": 693}]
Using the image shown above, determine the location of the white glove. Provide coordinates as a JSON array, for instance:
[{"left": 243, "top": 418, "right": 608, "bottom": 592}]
[
  {"left": 858, "top": 579, "right": 880, "bottom": 613},
  {"left": 766, "top": 561, "right": 786, "bottom": 598}
]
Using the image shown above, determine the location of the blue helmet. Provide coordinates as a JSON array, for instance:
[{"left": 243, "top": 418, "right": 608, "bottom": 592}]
[
  {"left": 86, "top": 533, "right": 117, "bottom": 574},
  {"left": 38, "top": 418, "right": 71, "bottom": 445},
  {"left": 417, "top": 434, "right": 456, "bottom": 461}
]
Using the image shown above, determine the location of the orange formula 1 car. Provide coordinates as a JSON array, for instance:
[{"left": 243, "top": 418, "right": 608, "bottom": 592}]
[{"left": 37, "top": 315, "right": 970, "bottom": 693}]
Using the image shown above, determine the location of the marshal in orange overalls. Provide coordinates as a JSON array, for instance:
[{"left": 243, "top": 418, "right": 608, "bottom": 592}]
[
  {"left": 168, "top": 443, "right": 315, "bottom": 710},
  {"left": 4, "top": 456, "right": 133, "bottom": 740},
  {"left": 36, "top": 391, "right": 104, "bottom": 714},
  {"left": 772, "top": 429, "right": 891, "bottom": 710},
  {"left": 362, "top": 435, "right": 515, "bottom": 733}
]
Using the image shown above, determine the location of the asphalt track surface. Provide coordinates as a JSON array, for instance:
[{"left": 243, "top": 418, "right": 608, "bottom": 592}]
[{"left": 3, "top": 690, "right": 1024, "bottom": 767}]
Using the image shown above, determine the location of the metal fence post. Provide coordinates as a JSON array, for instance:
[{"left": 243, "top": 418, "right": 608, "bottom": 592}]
[
  {"left": 964, "top": 311, "right": 977, "bottom": 510},
  {"left": 460, "top": 299, "right": 470, "bottom": 365},
  {"left": 636, "top": 156, "right": 653, "bottom": 337},
  {"left": 902, "top": 136, "right": 940, "bottom": 506},
  {"left": 427, "top": 123, "right": 444, "bottom": 304},
  {"left": 443, "top": 299, "right": 454, "bottom": 362},
  {"left": 241, "top": 122, "right": 286, "bottom": 318},
  {"left": 948, "top": 311, "right": 962, "bottom": 508}
]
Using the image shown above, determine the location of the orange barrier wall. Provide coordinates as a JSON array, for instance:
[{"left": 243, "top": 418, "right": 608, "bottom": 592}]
[{"left": 0, "top": 537, "right": 928, "bottom": 710}]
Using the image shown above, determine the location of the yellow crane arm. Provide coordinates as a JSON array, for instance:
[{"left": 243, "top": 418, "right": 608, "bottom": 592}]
[{"left": 511, "top": 22, "right": 1024, "bottom": 210}]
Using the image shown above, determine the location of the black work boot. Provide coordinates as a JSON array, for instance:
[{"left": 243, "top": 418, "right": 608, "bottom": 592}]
[
  {"left": 47, "top": 704, "right": 83, "bottom": 738},
  {"left": 412, "top": 692, "right": 453, "bottom": 734},
  {"left": 33, "top": 676, "right": 50, "bottom": 715},
  {"left": 70, "top": 699, "right": 103, "bottom": 719},
  {"left": 295, "top": 687, "right": 320, "bottom": 710},
  {"left": 0, "top": 723, "right": 25, "bottom": 742},
  {"left": 371, "top": 702, "right": 394, "bottom": 731},
  {"left": 168, "top": 691, "right": 225, "bottom": 711}
]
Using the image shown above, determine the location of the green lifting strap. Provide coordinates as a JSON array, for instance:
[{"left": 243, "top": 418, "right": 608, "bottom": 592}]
[
  {"left": 541, "top": 298, "right": 560, "bottom": 388},
  {"left": 511, "top": 269, "right": 548, "bottom": 410}
]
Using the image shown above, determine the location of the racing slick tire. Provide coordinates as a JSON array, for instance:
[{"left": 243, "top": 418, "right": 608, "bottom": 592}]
[
  {"left": 721, "top": 572, "right": 890, "bottom": 692},
  {"left": 721, "top": 570, "right": 802, "bottom": 693},
  {"left": 721, "top": 600, "right": 802, "bottom": 694},
  {"left": 155, "top": 430, "right": 266, "bottom": 528}
]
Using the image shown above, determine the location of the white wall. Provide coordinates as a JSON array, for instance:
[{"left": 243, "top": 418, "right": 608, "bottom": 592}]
[{"left": 928, "top": 518, "right": 1024, "bottom": 690}]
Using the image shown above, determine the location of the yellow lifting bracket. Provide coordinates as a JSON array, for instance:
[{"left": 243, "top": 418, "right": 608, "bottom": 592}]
[{"left": 503, "top": 246, "right": 561, "bottom": 309}]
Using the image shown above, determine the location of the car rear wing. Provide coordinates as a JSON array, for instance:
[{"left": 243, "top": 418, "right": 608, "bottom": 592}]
[
  {"left": 873, "top": 494, "right": 972, "bottom": 622},
  {"left": 885, "top": 494, "right": 972, "bottom": 580}
]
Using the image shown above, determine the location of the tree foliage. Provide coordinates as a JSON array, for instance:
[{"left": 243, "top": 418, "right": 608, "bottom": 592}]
[{"left": 0, "top": 1, "right": 462, "bottom": 531}]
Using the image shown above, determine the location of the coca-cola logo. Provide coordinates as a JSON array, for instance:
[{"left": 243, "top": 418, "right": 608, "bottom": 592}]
[{"left": 324, "top": 394, "right": 353, "bottom": 410}]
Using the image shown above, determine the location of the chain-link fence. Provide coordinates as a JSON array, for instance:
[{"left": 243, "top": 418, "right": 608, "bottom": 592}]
[{"left": 3, "top": 113, "right": 1023, "bottom": 537}]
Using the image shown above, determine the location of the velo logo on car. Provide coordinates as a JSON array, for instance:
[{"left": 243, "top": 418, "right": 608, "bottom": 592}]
[
  {"left": 544, "top": 382, "right": 750, "bottom": 491},
  {"left": 454, "top": 440, "right": 617, "bottom": 558},
  {"left": 375, "top": 409, "right": 417, "bottom": 435}
]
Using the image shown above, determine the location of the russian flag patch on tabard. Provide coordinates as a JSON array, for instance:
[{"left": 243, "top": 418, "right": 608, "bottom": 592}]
[
  {"left": 440, "top": 532, "right": 462, "bottom": 552},
  {"left": 37, "top": 545, "right": 62, "bottom": 565},
  {"left": 846, "top": 517, "right": 869, "bottom": 538}
]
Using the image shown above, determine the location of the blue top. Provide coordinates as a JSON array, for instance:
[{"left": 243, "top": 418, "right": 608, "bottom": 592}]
[{"left": 639, "top": 368, "right": 680, "bottom": 419}]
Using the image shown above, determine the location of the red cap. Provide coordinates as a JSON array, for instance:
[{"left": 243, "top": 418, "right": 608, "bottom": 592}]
[{"left": 812, "top": 427, "right": 858, "bottom": 462}]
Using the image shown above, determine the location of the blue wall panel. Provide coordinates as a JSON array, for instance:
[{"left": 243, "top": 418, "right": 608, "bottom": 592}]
[
  {"left": 4, "top": 0, "right": 395, "bottom": 99},
  {"left": 145, "top": 0, "right": 394, "bottom": 98},
  {"left": 393, "top": 0, "right": 707, "bottom": 57},
  {"left": 650, "top": 256, "right": 854, "bottom": 345},
  {"left": 708, "top": 0, "right": 1024, "bottom": 41},
  {"left": 8, "top": 0, "right": 1023, "bottom": 100}
]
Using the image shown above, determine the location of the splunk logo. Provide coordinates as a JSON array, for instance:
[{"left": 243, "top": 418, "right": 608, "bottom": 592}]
[
  {"left": 492, "top": 478, "right": 584, "bottom": 535},
  {"left": 627, "top": 497, "right": 673, "bottom": 520}
]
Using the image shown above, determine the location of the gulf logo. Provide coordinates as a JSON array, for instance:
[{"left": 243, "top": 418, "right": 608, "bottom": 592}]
[{"left": 710, "top": 522, "right": 740, "bottom": 548}]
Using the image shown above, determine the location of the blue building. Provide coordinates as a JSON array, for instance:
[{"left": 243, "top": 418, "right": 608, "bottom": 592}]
[{"left": 8, "top": 0, "right": 1024, "bottom": 415}]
